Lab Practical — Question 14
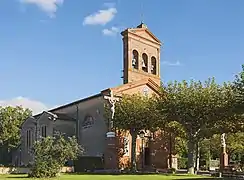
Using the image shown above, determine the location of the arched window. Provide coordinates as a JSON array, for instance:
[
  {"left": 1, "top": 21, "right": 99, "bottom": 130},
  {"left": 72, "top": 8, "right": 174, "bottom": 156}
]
[
  {"left": 132, "top": 50, "right": 139, "bottom": 69},
  {"left": 26, "top": 129, "right": 33, "bottom": 150},
  {"left": 41, "top": 125, "right": 47, "bottom": 138},
  {"left": 142, "top": 53, "right": 148, "bottom": 72},
  {"left": 82, "top": 115, "right": 94, "bottom": 129},
  {"left": 151, "top": 56, "right": 157, "bottom": 75}
]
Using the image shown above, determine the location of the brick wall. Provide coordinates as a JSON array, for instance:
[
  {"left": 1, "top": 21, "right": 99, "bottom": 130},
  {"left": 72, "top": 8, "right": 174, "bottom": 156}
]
[{"left": 116, "top": 129, "right": 173, "bottom": 170}]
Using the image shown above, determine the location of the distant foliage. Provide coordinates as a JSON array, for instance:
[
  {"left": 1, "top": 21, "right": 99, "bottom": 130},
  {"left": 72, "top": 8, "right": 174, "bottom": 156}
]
[
  {"left": 0, "top": 106, "right": 32, "bottom": 149},
  {"left": 29, "top": 135, "right": 82, "bottom": 178},
  {"left": 178, "top": 158, "right": 188, "bottom": 169},
  {"left": 233, "top": 64, "right": 244, "bottom": 115},
  {"left": 0, "top": 106, "right": 31, "bottom": 165}
]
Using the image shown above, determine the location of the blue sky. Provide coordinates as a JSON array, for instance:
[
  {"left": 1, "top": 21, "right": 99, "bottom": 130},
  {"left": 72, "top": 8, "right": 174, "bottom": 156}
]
[{"left": 0, "top": 0, "right": 243, "bottom": 113}]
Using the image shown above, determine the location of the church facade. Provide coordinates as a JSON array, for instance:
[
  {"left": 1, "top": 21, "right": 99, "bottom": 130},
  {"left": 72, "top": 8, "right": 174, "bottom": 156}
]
[{"left": 14, "top": 22, "right": 177, "bottom": 171}]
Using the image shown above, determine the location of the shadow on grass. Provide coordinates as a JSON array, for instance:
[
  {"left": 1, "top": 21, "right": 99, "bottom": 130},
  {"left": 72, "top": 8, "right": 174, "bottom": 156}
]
[
  {"left": 67, "top": 172, "right": 167, "bottom": 176},
  {"left": 5, "top": 174, "right": 228, "bottom": 179},
  {"left": 177, "top": 178, "right": 233, "bottom": 180},
  {"left": 64, "top": 172, "right": 224, "bottom": 178},
  {"left": 155, "top": 174, "right": 222, "bottom": 180},
  {"left": 4, "top": 172, "right": 230, "bottom": 180},
  {"left": 6, "top": 175, "right": 28, "bottom": 179},
  {"left": 182, "top": 177, "right": 235, "bottom": 179}
]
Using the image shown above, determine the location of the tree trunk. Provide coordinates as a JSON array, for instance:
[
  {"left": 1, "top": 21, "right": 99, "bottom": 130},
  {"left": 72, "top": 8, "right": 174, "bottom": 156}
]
[
  {"left": 195, "top": 142, "right": 200, "bottom": 173},
  {"left": 130, "top": 129, "right": 137, "bottom": 172},
  {"left": 169, "top": 132, "right": 172, "bottom": 168},
  {"left": 187, "top": 139, "right": 195, "bottom": 174}
]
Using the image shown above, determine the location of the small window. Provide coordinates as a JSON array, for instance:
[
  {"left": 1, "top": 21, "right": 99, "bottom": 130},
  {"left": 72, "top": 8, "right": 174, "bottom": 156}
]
[
  {"left": 26, "top": 129, "right": 32, "bottom": 149},
  {"left": 41, "top": 125, "right": 47, "bottom": 137}
]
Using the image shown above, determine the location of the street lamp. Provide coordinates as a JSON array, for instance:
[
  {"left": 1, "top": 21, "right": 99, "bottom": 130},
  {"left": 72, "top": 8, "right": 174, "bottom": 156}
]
[{"left": 139, "top": 131, "right": 145, "bottom": 170}]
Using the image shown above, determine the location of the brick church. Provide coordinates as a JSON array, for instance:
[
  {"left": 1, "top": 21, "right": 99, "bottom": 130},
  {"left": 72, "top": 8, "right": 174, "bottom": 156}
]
[{"left": 15, "top": 22, "right": 177, "bottom": 171}]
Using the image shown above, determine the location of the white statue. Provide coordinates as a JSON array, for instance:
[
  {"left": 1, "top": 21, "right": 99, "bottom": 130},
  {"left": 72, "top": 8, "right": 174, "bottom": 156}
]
[
  {"left": 221, "top": 133, "right": 226, "bottom": 147},
  {"left": 108, "top": 91, "right": 117, "bottom": 119},
  {"left": 104, "top": 90, "right": 118, "bottom": 129}
]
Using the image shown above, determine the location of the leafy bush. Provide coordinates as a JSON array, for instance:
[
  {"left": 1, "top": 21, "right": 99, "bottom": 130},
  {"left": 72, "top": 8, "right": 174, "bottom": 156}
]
[
  {"left": 178, "top": 157, "right": 187, "bottom": 169},
  {"left": 29, "top": 135, "right": 82, "bottom": 178}
]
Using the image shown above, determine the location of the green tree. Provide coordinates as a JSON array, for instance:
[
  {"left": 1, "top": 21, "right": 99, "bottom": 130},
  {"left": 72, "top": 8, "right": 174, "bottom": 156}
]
[
  {"left": 109, "top": 94, "right": 160, "bottom": 171},
  {"left": 233, "top": 64, "right": 244, "bottom": 116},
  {"left": 157, "top": 78, "right": 240, "bottom": 174},
  {"left": 165, "top": 121, "right": 187, "bottom": 158},
  {"left": 0, "top": 106, "right": 31, "bottom": 164},
  {"left": 209, "top": 133, "right": 244, "bottom": 160},
  {"left": 29, "top": 134, "right": 82, "bottom": 178},
  {"left": 0, "top": 106, "right": 31, "bottom": 148},
  {"left": 163, "top": 121, "right": 187, "bottom": 169}
]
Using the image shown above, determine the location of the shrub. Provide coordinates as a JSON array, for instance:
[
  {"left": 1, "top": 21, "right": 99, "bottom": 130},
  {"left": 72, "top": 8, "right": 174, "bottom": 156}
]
[
  {"left": 29, "top": 135, "right": 82, "bottom": 178},
  {"left": 178, "top": 157, "right": 188, "bottom": 169}
]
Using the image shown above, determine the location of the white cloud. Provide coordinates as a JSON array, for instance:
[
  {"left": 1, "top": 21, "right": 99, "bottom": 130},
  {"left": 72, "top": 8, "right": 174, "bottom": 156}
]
[
  {"left": 102, "top": 26, "right": 119, "bottom": 36},
  {"left": 162, "top": 60, "right": 182, "bottom": 66},
  {"left": 83, "top": 7, "right": 117, "bottom": 26},
  {"left": 19, "top": 0, "right": 64, "bottom": 18},
  {"left": 0, "top": 97, "right": 51, "bottom": 115}
]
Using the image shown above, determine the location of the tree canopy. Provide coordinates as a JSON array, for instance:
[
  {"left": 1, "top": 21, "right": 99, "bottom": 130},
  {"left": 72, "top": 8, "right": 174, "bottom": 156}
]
[
  {"left": 112, "top": 93, "right": 159, "bottom": 132},
  {"left": 0, "top": 106, "right": 31, "bottom": 149},
  {"left": 157, "top": 78, "right": 242, "bottom": 174},
  {"left": 233, "top": 64, "right": 244, "bottom": 115}
]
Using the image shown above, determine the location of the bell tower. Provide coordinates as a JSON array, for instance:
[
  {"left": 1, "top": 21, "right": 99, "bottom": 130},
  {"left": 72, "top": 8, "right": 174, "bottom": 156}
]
[{"left": 121, "top": 22, "right": 162, "bottom": 86}]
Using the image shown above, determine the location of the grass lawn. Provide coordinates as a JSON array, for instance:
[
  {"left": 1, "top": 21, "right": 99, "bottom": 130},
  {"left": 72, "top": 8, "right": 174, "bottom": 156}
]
[{"left": 0, "top": 174, "right": 219, "bottom": 180}]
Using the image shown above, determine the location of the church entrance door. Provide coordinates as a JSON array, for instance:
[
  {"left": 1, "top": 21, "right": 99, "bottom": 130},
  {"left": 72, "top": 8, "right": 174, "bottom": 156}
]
[{"left": 144, "top": 147, "right": 150, "bottom": 166}]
